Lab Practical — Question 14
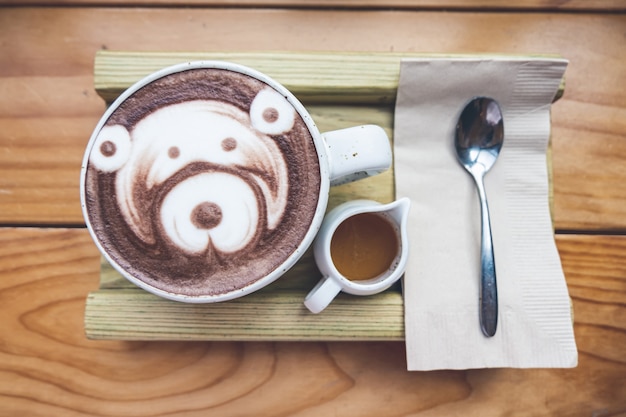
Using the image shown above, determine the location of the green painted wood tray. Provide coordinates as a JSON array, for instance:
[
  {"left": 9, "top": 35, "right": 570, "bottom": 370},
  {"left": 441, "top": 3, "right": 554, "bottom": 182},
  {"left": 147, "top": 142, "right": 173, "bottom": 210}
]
[{"left": 84, "top": 51, "right": 559, "bottom": 341}]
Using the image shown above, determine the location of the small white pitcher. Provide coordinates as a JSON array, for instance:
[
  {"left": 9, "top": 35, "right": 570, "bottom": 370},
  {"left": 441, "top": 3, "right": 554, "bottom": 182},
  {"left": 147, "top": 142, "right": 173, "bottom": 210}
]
[{"left": 304, "top": 197, "right": 410, "bottom": 313}]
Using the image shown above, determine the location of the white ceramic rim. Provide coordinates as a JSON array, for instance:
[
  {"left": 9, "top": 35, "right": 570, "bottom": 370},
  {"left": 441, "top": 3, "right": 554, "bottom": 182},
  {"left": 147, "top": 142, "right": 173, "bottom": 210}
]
[
  {"left": 80, "top": 60, "right": 331, "bottom": 303},
  {"left": 313, "top": 199, "right": 409, "bottom": 295}
]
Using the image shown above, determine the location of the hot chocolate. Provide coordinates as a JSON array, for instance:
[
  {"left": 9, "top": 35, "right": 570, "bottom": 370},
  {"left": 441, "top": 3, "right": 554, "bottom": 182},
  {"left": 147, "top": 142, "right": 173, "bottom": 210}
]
[{"left": 84, "top": 66, "right": 321, "bottom": 297}]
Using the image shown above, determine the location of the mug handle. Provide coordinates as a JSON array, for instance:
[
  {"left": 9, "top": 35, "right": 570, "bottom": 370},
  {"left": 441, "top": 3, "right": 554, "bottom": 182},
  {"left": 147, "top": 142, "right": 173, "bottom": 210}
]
[
  {"left": 304, "top": 276, "right": 343, "bottom": 314},
  {"left": 322, "top": 125, "right": 392, "bottom": 186}
]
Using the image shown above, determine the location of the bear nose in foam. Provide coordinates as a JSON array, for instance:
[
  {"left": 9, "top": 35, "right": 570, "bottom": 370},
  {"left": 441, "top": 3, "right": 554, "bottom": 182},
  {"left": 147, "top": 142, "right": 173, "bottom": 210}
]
[{"left": 191, "top": 202, "right": 223, "bottom": 230}]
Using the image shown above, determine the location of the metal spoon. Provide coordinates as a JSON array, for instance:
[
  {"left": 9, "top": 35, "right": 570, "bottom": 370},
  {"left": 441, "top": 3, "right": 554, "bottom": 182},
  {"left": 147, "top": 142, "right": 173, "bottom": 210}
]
[{"left": 454, "top": 97, "right": 504, "bottom": 337}]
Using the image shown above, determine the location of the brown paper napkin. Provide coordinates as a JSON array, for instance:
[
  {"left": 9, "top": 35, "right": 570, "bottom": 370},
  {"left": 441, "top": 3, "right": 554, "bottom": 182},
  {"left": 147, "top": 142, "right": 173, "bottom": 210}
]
[{"left": 395, "top": 57, "right": 577, "bottom": 370}]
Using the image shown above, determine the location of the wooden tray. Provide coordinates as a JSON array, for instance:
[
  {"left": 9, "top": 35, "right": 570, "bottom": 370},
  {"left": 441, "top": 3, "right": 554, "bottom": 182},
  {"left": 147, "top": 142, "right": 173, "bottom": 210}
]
[{"left": 84, "top": 51, "right": 560, "bottom": 341}]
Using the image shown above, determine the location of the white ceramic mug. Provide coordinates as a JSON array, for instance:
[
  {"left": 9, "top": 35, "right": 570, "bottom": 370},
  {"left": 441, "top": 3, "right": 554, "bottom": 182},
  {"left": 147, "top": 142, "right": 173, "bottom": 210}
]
[
  {"left": 304, "top": 198, "right": 410, "bottom": 313},
  {"left": 80, "top": 60, "right": 392, "bottom": 303}
]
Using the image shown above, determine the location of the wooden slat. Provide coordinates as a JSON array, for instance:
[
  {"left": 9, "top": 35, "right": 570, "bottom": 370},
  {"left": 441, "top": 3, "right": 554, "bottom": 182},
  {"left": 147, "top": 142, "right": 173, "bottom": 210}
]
[
  {"left": 2, "top": 227, "right": 625, "bottom": 415},
  {"left": 85, "top": 288, "right": 405, "bottom": 341},
  {"left": 0, "top": 0, "right": 624, "bottom": 10},
  {"left": 0, "top": 8, "right": 624, "bottom": 231},
  {"left": 93, "top": 51, "right": 566, "bottom": 104},
  {"left": 95, "top": 51, "right": 406, "bottom": 104}
]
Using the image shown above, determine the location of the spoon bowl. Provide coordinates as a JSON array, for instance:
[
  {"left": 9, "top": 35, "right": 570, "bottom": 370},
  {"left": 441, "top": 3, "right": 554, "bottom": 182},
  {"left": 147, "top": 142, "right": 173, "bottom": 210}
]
[{"left": 455, "top": 97, "right": 504, "bottom": 337}]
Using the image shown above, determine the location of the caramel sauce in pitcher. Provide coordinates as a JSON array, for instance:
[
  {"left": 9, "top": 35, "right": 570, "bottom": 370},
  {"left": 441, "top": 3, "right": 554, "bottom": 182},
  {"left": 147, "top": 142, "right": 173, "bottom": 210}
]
[{"left": 330, "top": 212, "right": 400, "bottom": 281}]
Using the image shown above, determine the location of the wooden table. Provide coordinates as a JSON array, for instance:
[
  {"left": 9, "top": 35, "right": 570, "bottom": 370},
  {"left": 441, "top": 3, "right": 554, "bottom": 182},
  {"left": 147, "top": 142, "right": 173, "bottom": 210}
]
[{"left": 1, "top": 1, "right": 625, "bottom": 415}]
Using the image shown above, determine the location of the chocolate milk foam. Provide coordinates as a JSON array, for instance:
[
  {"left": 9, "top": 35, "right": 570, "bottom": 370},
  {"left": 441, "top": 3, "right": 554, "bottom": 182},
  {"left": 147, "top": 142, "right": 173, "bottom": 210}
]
[{"left": 85, "top": 68, "right": 321, "bottom": 296}]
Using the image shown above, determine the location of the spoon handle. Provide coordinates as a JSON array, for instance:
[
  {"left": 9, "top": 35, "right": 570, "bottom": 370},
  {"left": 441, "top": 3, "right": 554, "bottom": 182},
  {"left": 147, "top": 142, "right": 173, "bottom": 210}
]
[{"left": 474, "top": 174, "right": 498, "bottom": 337}]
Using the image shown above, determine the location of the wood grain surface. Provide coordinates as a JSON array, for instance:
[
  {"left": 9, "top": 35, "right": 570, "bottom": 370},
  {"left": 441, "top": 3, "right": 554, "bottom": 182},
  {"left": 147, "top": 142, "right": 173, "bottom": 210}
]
[
  {"left": 1, "top": 227, "right": 624, "bottom": 415},
  {"left": 1, "top": 0, "right": 625, "bottom": 10},
  {"left": 0, "top": 8, "right": 624, "bottom": 230},
  {"left": 1, "top": 2, "right": 625, "bottom": 416}
]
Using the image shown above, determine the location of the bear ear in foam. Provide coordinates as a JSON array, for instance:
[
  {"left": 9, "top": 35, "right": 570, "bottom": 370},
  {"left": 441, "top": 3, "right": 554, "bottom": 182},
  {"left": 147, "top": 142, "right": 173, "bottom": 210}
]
[
  {"left": 250, "top": 87, "right": 296, "bottom": 135},
  {"left": 89, "top": 124, "right": 132, "bottom": 172}
]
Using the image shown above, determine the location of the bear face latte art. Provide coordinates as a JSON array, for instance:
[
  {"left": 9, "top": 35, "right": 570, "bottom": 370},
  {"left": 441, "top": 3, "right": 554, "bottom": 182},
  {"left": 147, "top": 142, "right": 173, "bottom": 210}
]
[{"left": 83, "top": 64, "right": 322, "bottom": 300}]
